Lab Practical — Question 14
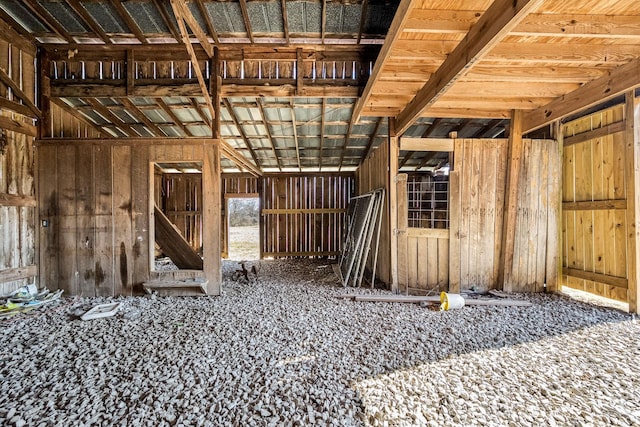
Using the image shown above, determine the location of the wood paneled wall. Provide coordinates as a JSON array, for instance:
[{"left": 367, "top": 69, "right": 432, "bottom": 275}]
[
  {"left": 46, "top": 102, "right": 103, "bottom": 139},
  {"left": 0, "top": 30, "right": 37, "bottom": 295},
  {"left": 358, "top": 138, "right": 392, "bottom": 285},
  {"left": 261, "top": 174, "right": 353, "bottom": 258},
  {"left": 561, "top": 104, "right": 629, "bottom": 302},
  {"left": 37, "top": 140, "right": 221, "bottom": 296}
]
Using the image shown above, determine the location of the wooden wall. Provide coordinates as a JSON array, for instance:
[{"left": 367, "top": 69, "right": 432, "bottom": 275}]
[
  {"left": 46, "top": 102, "right": 103, "bottom": 139},
  {"left": 561, "top": 104, "right": 629, "bottom": 302},
  {"left": 261, "top": 173, "right": 353, "bottom": 258},
  {"left": 158, "top": 173, "right": 203, "bottom": 252},
  {"left": 358, "top": 138, "right": 392, "bottom": 285},
  {"left": 37, "top": 140, "right": 221, "bottom": 296},
  {"left": 0, "top": 27, "right": 37, "bottom": 295}
]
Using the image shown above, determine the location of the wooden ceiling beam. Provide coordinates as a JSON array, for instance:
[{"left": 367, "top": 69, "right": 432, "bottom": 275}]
[
  {"left": 153, "top": 0, "right": 181, "bottom": 41},
  {"left": 67, "top": 0, "right": 112, "bottom": 44},
  {"left": 119, "top": 98, "right": 166, "bottom": 137},
  {"left": 351, "top": 0, "right": 413, "bottom": 124},
  {"left": 190, "top": 99, "right": 212, "bottom": 127},
  {"left": 223, "top": 98, "right": 261, "bottom": 170},
  {"left": 238, "top": 0, "right": 254, "bottom": 43},
  {"left": 86, "top": 98, "right": 137, "bottom": 137},
  {"left": 156, "top": 97, "right": 193, "bottom": 136},
  {"left": 318, "top": 98, "right": 326, "bottom": 170},
  {"left": 338, "top": 104, "right": 355, "bottom": 171},
  {"left": 0, "top": 68, "right": 41, "bottom": 118},
  {"left": 173, "top": 0, "right": 214, "bottom": 57},
  {"left": 280, "top": 0, "right": 290, "bottom": 44},
  {"left": 321, "top": 0, "right": 327, "bottom": 44},
  {"left": 170, "top": 0, "right": 217, "bottom": 124},
  {"left": 356, "top": 0, "right": 369, "bottom": 44},
  {"left": 394, "top": 0, "right": 545, "bottom": 136},
  {"left": 110, "top": 0, "right": 148, "bottom": 44},
  {"left": 22, "top": 0, "right": 74, "bottom": 43},
  {"left": 257, "top": 99, "right": 282, "bottom": 171},
  {"left": 522, "top": 58, "right": 640, "bottom": 133},
  {"left": 193, "top": 0, "right": 220, "bottom": 44},
  {"left": 290, "top": 101, "right": 302, "bottom": 171}
]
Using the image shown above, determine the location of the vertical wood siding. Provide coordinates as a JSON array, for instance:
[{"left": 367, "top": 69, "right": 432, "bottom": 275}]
[{"left": 562, "top": 104, "right": 629, "bottom": 302}]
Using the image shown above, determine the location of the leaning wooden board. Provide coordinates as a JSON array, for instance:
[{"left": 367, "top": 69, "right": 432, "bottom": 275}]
[{"left": 337, "top": 294, "right": 532, "bottom": 307}]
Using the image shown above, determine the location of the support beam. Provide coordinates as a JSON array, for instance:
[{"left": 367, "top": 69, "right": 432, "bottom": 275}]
[
  {"left": 351, "top": 0, "right": 413, "bottom": 124},
  {"left": 111, "top": 0, "right": 148, "bottom": 44},
  {"left": 223, "top": 98, "right": 261, "bottom": 169},
  {"left": 414, "top": 152, "right": 439, "bottom": 171},
  {"left": 153, "top": 0, "right": 181, "bottom": 41},
  {"left": 400, "top": 137, "right": 453, "bottom": 152},
  {"left": 472, "top": 118, "right": 503, "bottom": 138},
  {"left": 0, "top": 115, "right": 37, "bottom": 137},
  {"left": 522, "top": 59, "right": 640, "bottom": 133},
  {"left": 625, "top": 91, "right": 640, "bottom": 313},
  {"left": 22, "top": 0, "right": 74, "bottom": 43},
  {"left": 395, "top": 0, "right": 545, "bottom": 135},
  {"left": 257, "top": 99, "right": 282, "bottom": 171},
  {"left": 170, "top": 0, "right": 217, "bottom": 122},
  {"left": 219, "top": 139, "right": 262, "bottom": 176},
  {"left": 173, "top": 0, "right": 214, "bottom": 58},
  {"left": 281, "top": 0, "right": 290, "bottom": 44},
  {"left": 357, "top": 0, "right": 369, "bottom": 44},
  {"left": 0, "top": 68, "right": 41, "bottom": 118},
  {"left": 156, "top": 97, "right": 193, "bottom": 136},
  {"left": 499, "top": 110, "right": 524, "bottom": 292},
  {"left": 360, "top": 116, "right": 383, "bottom": 163},
  {"left": 321, "top": 0, "right": 327, "bottom": 44},
  {"left": 318, "top": 98, "right": 326, "bottom": 170},
  {"left": 238, "top": 0, "right": 254, "bottom": 43},
  {"left": 210, "top": 48, "right": 222, "bottom": 139},
  {"left": 389, "top": 126, "right": 399, "bottom": 293},
  {"left": 119, "top": 98, "right": 166, "bottom": 137},
  {"left": 290, "top": 101, "right": 302, "bottom": 171},
  {"left": 193, "top": 0, "right": 220, "bottom": 45},
  {"left": 86, "top": 98, "right": 137, "bottom": 137},
  {"left": 67, "top": 0, "right": 112, "bottom": 44},
  {"left": 399, "top": 117, "right": 441, "bottom": 168}
]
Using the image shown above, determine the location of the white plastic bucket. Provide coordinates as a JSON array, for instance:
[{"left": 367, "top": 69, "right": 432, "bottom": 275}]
[{"left": 440, "top": 292, "right": 465, "bottom": 311}]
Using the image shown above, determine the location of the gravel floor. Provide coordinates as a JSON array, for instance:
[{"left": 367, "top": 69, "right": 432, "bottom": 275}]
[{"left": 1, "top": 259, "right": 639, "bottom": 426}]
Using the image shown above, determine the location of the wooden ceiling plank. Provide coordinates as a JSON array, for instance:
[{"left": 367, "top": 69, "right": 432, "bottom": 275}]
[
  {"left": 522, "top": 58, "right": 640, "bottom": 133},
  {"left": 351, "top": 0, "right": 414, "bottom": 124},
  {"left": 120, "top": 98, "right": 166, "bottom": 137},
  {"left": 223, "top": 98, "right": 261, "bottom": 170},
  {"left": 156, "top": 97, "right": 193, "bottom": 136},
  {"left": 394, "top": 0, "right": 546, "bottom": 136},
  {"left": 22, "top": 0, "right": 74, "bottom": 43},
  {"left": 238, "top": 0, "right": 254, "bottom": 44},
  {"left": 170, "top": 0, "right": 217, "bottom": 123},
  {"left": 257, "top": 99, "right": 283, "bottom": 171},
  {"left": 110, "top": 0, "right": 148, "bottom": 44},
  {"left": 0, "top": 68, "right": 41, "bottom": 118},
  {"left": 67, "top": 0, "right": 112, "bottom": 44},
  {"left": 193, "top": 0, "right": 220, "bottom": 44},
  {"left": 175, "top": 0, "right": 214, "bottom": 57},
  {"left": 513, "top": 13, "right": 640, "bottom": 38}
]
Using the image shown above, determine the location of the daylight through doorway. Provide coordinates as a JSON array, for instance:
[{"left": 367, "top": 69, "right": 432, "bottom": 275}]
[{"left": 227, "top": 197, "right": 260, "bottom": 260}]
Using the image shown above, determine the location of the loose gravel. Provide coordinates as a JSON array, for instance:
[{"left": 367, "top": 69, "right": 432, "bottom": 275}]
[{"left": 1, "top": 259, "right": 639, "bottom": 426}]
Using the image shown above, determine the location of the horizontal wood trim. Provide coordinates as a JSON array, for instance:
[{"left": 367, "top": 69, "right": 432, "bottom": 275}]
[
  {"left": 562, "top": 200, "right": 626, "bottom": 211},
  {"left": 262, "top": 208, "right": 346, "bottom": 215},
  {"left": 0, "top": 97, "right": 38, "bottom": 119},
  {"left": 37, "top": 138, "right": 218, "bottom": 146},
  {"left": 0, "top": 265, "right": 37, "bottom": 283},
  {"left": 0, "top": 193, "right": 36, "bottom": 207},
  {"left": 0, "top": 115, "right": 38, "bottom": 137},
  {"left": 563, "top": 120, "right": 626, "bottom": 147},
  {"left": 563, "top": 267, "right": 628, "bottom": 289},
  {"left": 400, "top": 137, "right": 454, "bottom": 152},
  {"left": 225, "top": 192, "right": 260, "bottom": 199},
  {"left": 263, "top": 251, "right": 339, "bottom": 257},
  {"left": 406, "top": 228, "right": 450, "bottom": 239},
  {"left": 164, "top": 210, "right": 203, "bottom": 216}
]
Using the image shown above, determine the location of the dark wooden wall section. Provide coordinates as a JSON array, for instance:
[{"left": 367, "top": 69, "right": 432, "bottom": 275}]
[
  {"left": 0, "top": 27, "right": 37, "bottom": 295},
  {"left": 46, "top": 102, "right": 104, "bottom": 139},
  {"left": 261, "top": 173, "right": 353, "bottom": 258},
  {"left": 159, "top": 173, "right": 203, "bottom": 252},
  {"left": 357, "top": 139, "right": 392, "bottom": 285},
  {"left": 222, "top": 174, "right": 259, "bottom": 258},
  {"left": 37, "top": 140, "right": 221, "bottom": 296}
]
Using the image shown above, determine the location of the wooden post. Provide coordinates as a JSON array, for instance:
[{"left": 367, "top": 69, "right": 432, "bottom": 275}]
[
  {"left": 38, "top": 49, "right": 51, "bottom": 139},
  {"left": 210, "top": 47, "right": 221, "bottom": 140},
  {"left": 389, "top": 118, "right": 399, "bottom": 293},
  {"left": 396, "top": 173, "right": 408, "bottom": 294},
  {"left": 544, "top": 121, "right": 563, "bottom": 293},
  {"left": 625, "top": 91, "right": 640, "bottom": 313},
  {"left": 296, "top": 48, "right": 303, "bottom": 96},
  {"left": 126, "top": 49, "right": 134, "bottom": 96},
  {"left": 203, "top": 141, "right": 222, "bottom": 295},
  {"left": 500, "top": 110, "right": 524, "bottom": 292}
]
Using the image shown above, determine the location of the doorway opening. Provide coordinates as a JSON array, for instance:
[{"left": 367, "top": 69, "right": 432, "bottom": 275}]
[{"left": 227, "top": 197, "right": 260, "bottom": 260}]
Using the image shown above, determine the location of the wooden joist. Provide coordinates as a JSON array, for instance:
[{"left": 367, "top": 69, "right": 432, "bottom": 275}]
[
  {"left": 0, "top": 116, "right": 37, "bottom": 137},
  {"left": 154, "top": 205, "right": 203, "bottom": 270},
  {"left": 400, "top": 137, "right": 454, "bottom": 152}
]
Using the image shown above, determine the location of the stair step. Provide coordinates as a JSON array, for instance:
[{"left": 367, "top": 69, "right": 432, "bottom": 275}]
[{"left": 143, "top": 278, "right": 208, "bottom": 296}]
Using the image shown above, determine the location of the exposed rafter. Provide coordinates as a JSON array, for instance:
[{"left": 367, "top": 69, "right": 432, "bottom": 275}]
[
  {"left": 280, "top": 0, "right": 290, "bottom": 44},
  {"left": 257, "top": 99, "right": 282, "bottom": 171},
  {"left": 223, "top": 98, "right": 261, "bottom": 170},
  {"left": 321, "top": 0, "right": 327, "bottom": 44},
  {"left": 86, "top": 98, "right": 137, "bottom": 137},
  {"left": 173, "top": 0, "right": 214, "bottom": 58},
  {"left": 238, "top": 0, "right": 254, "bottom": 43},
  {"left": 399, "top": 117, "right": 441, "bottom": 168},
  {"left": 522, "top": 58, "right": 640, "bottom": 133},
  {"left": 318, "top": 98, "right": 326, "bottom": 170},
  {"left": 119, "top": 98, "right": 166, "bottom": 137},
  {"left": 290, "top": 100, "right": 302, "bottom": 171},
  {"left": 67, "top": 0, "right": 112, "bottom": 44},
  {"left": 156, "top": 97, "right": 193, "bottom": 136},
  {"left": 472, "top": 119, "right": 503, "bottom": 138},
  {"left": 51, "top": 99, "right": 108, "bottom": 138},
  {"left": 357, "top": 0, "right": 369, "bottom": 44},
  {"left": 414, "top": 151, "right": 439, "bottom": 171},
  {"left": 22, "top": 0, "right": 74, "bottom": 43},
  {"left": 338, "top": 104, "right": 355, "bottom": 171},
  {"left": 153, "top": 0, "right": 181, "bottom": 41},
  {"left": 0, "top": 68, "right": 41, "bottom": 118},
  {"left": 394, "top": 0, "right": 545, "bottom": 135},
  {"left": 219, "top": 140, "right": 262, "bottom": 176},
  {"left": 193, "top": 0, "right": 220, "bottom": 44},
  {"left": 110, "top": 0, "right": 148, "bottom": 44},
  {"left": 360, "top": 116, "right": 383, "bottom": 163}
]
